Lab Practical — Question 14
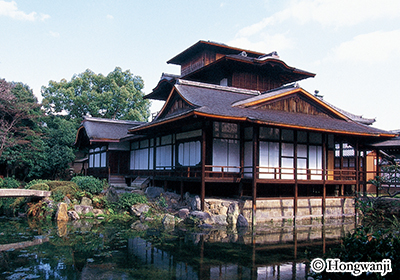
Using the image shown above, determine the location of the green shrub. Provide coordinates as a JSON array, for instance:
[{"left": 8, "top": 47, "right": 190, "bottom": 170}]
[
  {"left": 0, "top": 177, "right": 20, "bottom": 189},
  {"left": 49, "top": 181, "right": 80, "bottom": 201},
  {"left": 307, "top": 225, "right": 400, "bottom": 279},
  {"left": 28, "top": 183, "right": 50, "bottom": 191},
  {"left": 71, "top": 176, "right": 106, "bottom": 195},
  {"left": 114, "top": 193, "right": 148, "bottom": 211},
  {"left": 25, "top": 179, "right": 51, "bottom": 189}
]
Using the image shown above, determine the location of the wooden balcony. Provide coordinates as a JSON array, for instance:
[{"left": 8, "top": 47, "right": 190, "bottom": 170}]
[{"left": 129, "top": 165, "right": 360, "bottom": 185}]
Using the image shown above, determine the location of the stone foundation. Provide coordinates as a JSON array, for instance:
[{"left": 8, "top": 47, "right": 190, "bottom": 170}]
[
  {"left": 203, "top": 197, "right": 355, "bottom": 224},
  {"left": 242, "top": 197, "right": 355, "bottom": 223}
]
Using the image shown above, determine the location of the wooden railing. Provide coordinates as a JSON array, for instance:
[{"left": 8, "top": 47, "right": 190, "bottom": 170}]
[{"left": 130, "top": 165, "right": 360, "bottom": 182}]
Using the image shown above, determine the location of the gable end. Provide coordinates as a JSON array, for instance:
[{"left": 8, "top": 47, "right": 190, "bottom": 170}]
[
  {"left": 156, "top": 90, "right": 194, "bottom": 120},
  {"left": 254, "top": 93, "right": 340, "bottom": 118}
]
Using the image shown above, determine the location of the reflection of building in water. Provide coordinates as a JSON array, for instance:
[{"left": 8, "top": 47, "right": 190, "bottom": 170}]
[
  {"left": 129, "top": 237, "right": 199, "bottom": 279},
  {"left": 128, "top": 217, "right": 356, "bottom": 279}
]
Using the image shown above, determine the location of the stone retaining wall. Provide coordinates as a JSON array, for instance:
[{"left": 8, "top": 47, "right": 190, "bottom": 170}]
[
  {"left": 203, "top": 197, "right": 355, "bottom": 224},
  {"left": 242, "top": 198, "right": 355, "bottom": 223}
]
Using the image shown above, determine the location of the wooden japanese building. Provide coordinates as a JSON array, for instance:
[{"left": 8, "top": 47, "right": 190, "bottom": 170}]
[{"left": 76, "top": 41, "right": 397, "bottom": 222}]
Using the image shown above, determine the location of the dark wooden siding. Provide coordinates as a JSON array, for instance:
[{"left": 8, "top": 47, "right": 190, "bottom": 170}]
[
  {"left": 109, "top": 151, "right": 130, "bottom": 175},
  {"left": 232, "top": 72, "right": 283, "bottom": 92},
  {"left": 255, "top": 94, "right": 332, "bottom": 117}
]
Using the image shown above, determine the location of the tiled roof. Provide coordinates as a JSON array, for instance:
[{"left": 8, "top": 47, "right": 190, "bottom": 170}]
[
  {"left": 129, "top": 80, "right": 392, "bottom": 137},
  {"left": 79, "top": 117, "right": 143, "bottom": 142}
]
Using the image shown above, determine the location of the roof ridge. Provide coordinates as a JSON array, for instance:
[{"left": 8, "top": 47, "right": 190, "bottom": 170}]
[
  {"left": 83, "top": 116, "right": 143, "bottom": 125},
  {"left": 176, "top": 79, "right": 261, "bottom": 96}
]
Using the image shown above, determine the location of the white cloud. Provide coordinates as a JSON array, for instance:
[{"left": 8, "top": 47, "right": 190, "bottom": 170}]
[
  {"left": 332, "top": 30, "right": 400, "bottom": 63},
  {"left": 0, "top": 0, "right": 50, "bottom": 21},
  {"left": 228, "top": 33, "right": 293, "bottom": 53},
  {"left": 49, "top": 31, "right": 60, "bottom": 38},
  {"left": 238, "top": 0, "right": 400, "bottom": 37},
  {"left": 106, "top": 14, "right": 114, "bottom": 20}
]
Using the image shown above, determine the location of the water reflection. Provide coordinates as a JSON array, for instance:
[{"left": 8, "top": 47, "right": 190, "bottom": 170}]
[{"left": 0, "top": 216, "right": 357, "bottom": 279}]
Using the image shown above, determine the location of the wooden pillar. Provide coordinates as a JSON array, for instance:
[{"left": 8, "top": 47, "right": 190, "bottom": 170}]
[
  {"left": 180, "top": 180, "right": 184, "bottom": 201},
  {"left": 294, "top": 132, "right": 298, "bottom": 220},
  {"left": 152, "top": 140, "right": 156, "bottom": 187},
  {"left": 355, "top": 142, "right": 359, "bottom": 197},
  {"left": 252, "top": 126, "right": 259, "bottom": 227},
  {"left": 239, "top": 125, "right": 245, "bottom": 197},
  {"left": 201, "top": 127, "right": 206, "bottom": 211},
  {"left": 376, "top": 149, "right": 380, "bottom": 197},
  {"left": 322, "top": 135, "right": 327, "bottom": 217}
]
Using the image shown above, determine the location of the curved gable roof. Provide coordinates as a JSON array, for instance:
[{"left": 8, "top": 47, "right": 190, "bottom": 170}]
[
  {"left": 129, "top": 80, "right": 392, "bottom": 137},
  {"left": 75, "top": 117, "right": 143, "bottom": 147}
]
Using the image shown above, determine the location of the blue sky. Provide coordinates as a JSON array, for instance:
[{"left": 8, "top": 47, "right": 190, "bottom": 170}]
[{"left": 1, "top": 0, "right": 400, "bottom": 130}]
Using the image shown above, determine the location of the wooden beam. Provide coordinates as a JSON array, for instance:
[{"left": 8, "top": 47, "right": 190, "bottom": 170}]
[{"left": 201, "top": 127, "right": 206, "bottom": 211}]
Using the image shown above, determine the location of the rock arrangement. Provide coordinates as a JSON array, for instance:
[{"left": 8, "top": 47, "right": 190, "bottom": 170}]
[
  {"left": 52, "top": 186, "right": 250, "bottom": 231},
  {"left": 142, "top": 187, "right": 249, "bottom": 230}
]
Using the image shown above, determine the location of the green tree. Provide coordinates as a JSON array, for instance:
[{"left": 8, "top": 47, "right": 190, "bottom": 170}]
[
  {"left": 41, "top": 67, "right": 150, "bottom": 121},
  {"left": 33, "top": 116, "right": 77, "bottom": 180},
  {"left": 0, "top": 79, "right": 43, "bottom": 178}
]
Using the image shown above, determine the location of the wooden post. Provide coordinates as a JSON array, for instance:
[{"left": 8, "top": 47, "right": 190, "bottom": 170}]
[
  {"left": 180, "top": 180, "right": 184, "bottom": 202},
  {"left": 294, "top": 132, "right": 298, "bottom": 220},
  {"left": 239, "top": 125, "right": 245, "bottom": 197},
  {"left": 152, "top": 141, "right": 156, "bottom": 187},
  {"left": 376, "top": 149, "right": 380, "bottom": 197},
  {"left": 252, "top": 126, "right": 259, "bottom": 227},
  {"left": 355, "top": 142, "right": 359, "bottom": 197},
  {"left": 322, "top": 135, "right": 327, "bottom": 217},
  {"left": 201, "top": 127, "right": 206, "bottom": 211}
]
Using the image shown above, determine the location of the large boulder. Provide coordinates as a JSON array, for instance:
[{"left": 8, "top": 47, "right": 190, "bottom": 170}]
[
  {"left": 131, "top": 221, "right": 149, "bottom": 231},
  {"left": 162, "top": 214, "right": 175, "bottom": 230},
  {"left": 226, "top": 202, "right": 240, "bottom": 227},
  {"left": 81, "top": 197, "right": 92, "bottom": 206},
  {"left": 212, "top": 214, "right": 228, "bottom": 226},
  {"left": 178, "top": 208, "right": 190, "bottom": 219},
  {"left": 130, "top": 203, "right": 150, "bottom": 217},
  {"left": 185, "top": 211, "right": 212, "bottom": 225},
  {"left": 74, "top": 205, "right": 93, "bottom": 215},
  {"left": 237, "top": 214, "right": 249, "bottom": 228},
  {"left": 56, "top": 202, "right": 69, "bottom": 221},
  {"left": 191, "top": 195, "right": 201, "bottom": 211},
  {"left": 67, "top": 210, "right": 80, "bottom": 220},
  {"left": 145, "top": 187, "right": 164, "bottom": 198}
]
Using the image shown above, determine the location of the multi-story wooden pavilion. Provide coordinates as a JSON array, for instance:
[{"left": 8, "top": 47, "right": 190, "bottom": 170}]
[{"left": 76, "top": 41, "right": 396, "bottom": 222}]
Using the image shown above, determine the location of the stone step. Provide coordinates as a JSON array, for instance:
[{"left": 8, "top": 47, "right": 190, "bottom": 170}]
[{"left": 131, "top": 176, "right": 150, "bottom": 189}]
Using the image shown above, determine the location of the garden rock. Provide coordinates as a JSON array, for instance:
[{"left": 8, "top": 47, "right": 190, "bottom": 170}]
[
  {"left": 131, "top": 221, "right": 149, "bottom": 231},
  {"left": 64, "top": 196, "right": 72, "bottom": 205},
  {"left": 226, "top": 202, "right": 240, "bottom": 227},
  {"left": 145, "top": 187, "right": 164, "bottom": 198},
  {"left": 74, "top": 205, "right": 93, "bottom": 215},
  {"left": 178, "top": 208, "right": 190, "bottom": 219},
  {"left": 237, "top": 214, "right": 249, "bottom": 228},
  {"left": 213, "top": 214, "right": 228, "bottom": 226},
  {"left": 191, "top": 195, "right": 201, "bottom": 211},
  {"left": 186, "top": 211, "right": 212, "bottom": 225},
  {"left": 105, "top": 187, "right": 119, "bottom": 203},
  {"left": 56, "top": 203, "right": 69, "bottom": 221},
  {"left": 130, "top": 203, "right": 150, "bottom": 217},
  {"left": 67, "top": 210, "right": 80, "bottom": 220},
  {"left": 162, "top": 214, "right": 175, "bottom": 229},
  {"left": 93, "top": 209, "right": 104, "bottom": 217},
  {"left": 81, "top": 197, "right": 92, "bottom": 206}
]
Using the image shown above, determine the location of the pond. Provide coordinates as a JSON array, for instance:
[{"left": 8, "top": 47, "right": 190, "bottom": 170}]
[{"left": 0, "top": 216, "right": 357, "bottom": 280}]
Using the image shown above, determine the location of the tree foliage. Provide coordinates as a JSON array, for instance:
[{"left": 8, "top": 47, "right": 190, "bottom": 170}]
[
  {"left": 0, "top": 79, "right": 42, "bottom": 159},
  {"left": 41, "top": 67, "right": 150, "bottom": 121}
]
